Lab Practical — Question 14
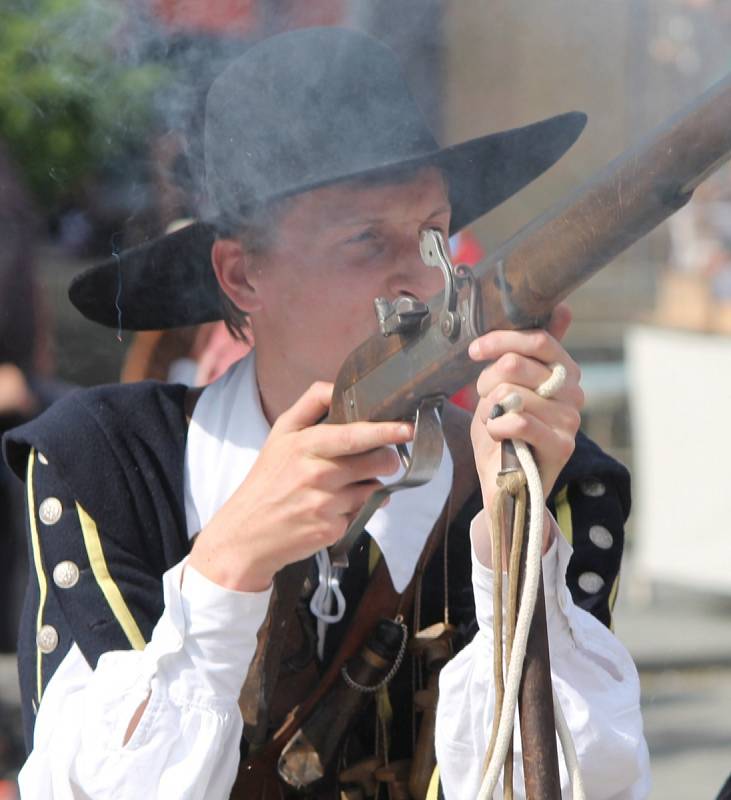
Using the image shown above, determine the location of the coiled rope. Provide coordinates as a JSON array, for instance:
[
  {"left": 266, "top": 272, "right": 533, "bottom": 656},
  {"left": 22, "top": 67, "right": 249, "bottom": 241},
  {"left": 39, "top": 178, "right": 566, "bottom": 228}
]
[{"left": 476, "top": 362, "right": 586, "bottom": 800}]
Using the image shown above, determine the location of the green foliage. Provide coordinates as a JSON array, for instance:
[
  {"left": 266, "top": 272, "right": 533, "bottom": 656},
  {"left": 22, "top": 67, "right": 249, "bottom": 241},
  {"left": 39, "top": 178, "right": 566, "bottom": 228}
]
[{"left": 0, "top": 0, "right": 167, "bottom": 211}]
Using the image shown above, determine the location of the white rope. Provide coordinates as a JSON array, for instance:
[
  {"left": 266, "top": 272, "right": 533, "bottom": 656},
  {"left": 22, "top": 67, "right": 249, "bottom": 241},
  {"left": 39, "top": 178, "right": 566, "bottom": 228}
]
[
  {"left": 310, "top": 549, "right": 346, "bottom": 660},
  {"left": 536, "top": 362, "right": 567, "bottom": 399},
  {"left": 553, "top": 686, "right": 586, "bottom": 800},
  {"left": 476, "top": 361, "right": 585, "bottom": 800},
  {"left": 474, "top": 433, "right": 546, "bottom": 800}
]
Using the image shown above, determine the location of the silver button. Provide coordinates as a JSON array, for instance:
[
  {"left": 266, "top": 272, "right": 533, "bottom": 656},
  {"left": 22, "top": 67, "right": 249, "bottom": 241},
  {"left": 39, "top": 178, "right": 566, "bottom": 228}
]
[
  {"left": 38, "top": 452, "right": 49, "bottom": 465},
  {"left": 589, "top": 525, "right": 613, "bottom": 550},
  {"left": 53, "top": 560, "right": 80, "bottom": 589},
  {"left": 39, "top": 497, "right": 62, "bottom": 526},
  {"left": 578, "top": 571, "right": 605, "bottom": 594},
  {"left": 36, "top": 625, "right": 58, "bottom": 654},
  {"left": 580, "top": 478, "right": 606, "bottom": 498}
]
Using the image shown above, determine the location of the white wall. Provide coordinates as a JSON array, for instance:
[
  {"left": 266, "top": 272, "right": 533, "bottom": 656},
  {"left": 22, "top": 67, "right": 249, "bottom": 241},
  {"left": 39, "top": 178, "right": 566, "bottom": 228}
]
[{"left": 627, "top": 324, "right": 731, "bottom": 592}]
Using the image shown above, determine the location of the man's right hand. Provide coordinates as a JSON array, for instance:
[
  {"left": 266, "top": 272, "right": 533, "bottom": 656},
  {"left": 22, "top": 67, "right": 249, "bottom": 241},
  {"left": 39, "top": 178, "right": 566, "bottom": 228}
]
[{"left": 188, "top": 381, "right": 413, "bottom": 592}]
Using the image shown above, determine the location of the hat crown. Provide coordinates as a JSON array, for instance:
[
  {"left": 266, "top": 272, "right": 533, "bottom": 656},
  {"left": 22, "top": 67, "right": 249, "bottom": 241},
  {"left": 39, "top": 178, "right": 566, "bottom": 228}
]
[{"left": 204, "top": 27, "right": 438, "bottom": 222}]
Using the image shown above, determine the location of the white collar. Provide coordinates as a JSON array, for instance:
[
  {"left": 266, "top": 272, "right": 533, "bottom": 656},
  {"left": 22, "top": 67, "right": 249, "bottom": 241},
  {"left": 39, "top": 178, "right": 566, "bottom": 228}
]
[{"left": 183, "top": 353, "right": 453, "bottom": 593}]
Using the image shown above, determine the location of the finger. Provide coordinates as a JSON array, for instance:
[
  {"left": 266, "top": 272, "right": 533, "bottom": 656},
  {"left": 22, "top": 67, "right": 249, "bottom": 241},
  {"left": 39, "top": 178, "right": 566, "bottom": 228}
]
[
  {"left": 476, "top": 353, "right": 553, "bottom": 399},
  {"left": 469, "top": 329, "right": 579, "bottom": 382},
  {"left": 546, "top": 303, "right": 572, "bottom": 342},
  {"left": 338, "top": 480, "right": 386, "bottom": 515},
  {"left": 476, "top": 385, "right": 582, "bottom": 432},
  {"left": 333, "top": 446, "right": 402, "bottom": 484},
  {"left": 303, "top": 447, "right": 401, "bottom": 489},
  {"left": 316, "top": 480, "right": 385, "bottom": 520},
  {"left": 273, "top": 381, "right": 334, "bottom": 434},
  {"left": 483, "top": 410, "right": 577, "bottom": 463},
  {"left": 304, "top": 420, "right": 413, "bottom": 460},
  {"left": 476, "top": 357, "right": 584, "bottom": 411}
]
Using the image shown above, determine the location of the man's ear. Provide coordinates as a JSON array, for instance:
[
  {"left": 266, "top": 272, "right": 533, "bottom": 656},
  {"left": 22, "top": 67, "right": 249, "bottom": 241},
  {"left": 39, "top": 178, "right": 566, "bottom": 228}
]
[{"left": 211, "top": 238, "right": 263, "bottom": 312}]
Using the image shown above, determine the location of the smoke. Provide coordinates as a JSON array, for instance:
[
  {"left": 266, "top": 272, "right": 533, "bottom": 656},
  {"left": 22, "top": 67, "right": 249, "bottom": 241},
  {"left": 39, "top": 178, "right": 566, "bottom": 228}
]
[
  {"left": 0, "top": 0, "right": 165, "bottom": 219},
  {"left": 0, "top": 0, "right": 450, "bottom": 244},
  {"left": 5, "top": 1, "right": 729, "bottom": 333}
]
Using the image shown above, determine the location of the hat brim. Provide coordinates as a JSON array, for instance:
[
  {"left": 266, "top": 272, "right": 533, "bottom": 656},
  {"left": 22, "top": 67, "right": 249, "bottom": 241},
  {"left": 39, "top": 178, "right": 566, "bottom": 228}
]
[{"left": 70, "top": 111, "right": 586, "bottom": 330}]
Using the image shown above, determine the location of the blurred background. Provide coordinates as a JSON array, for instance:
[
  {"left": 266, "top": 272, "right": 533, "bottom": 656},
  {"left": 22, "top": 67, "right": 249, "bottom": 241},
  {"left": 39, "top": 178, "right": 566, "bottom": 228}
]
[{"left": 0, "top": 1, "right": 729, "bottom": 797}]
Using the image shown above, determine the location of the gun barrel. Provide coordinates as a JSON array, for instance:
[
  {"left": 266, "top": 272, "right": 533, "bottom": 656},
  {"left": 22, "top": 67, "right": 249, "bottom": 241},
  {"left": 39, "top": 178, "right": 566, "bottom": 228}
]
[
  {"left": 481, "top": 70, "right": 731, "bottom": 326},
  {"left": 330, "top": 72, "right": 731, "bottom": 424}
]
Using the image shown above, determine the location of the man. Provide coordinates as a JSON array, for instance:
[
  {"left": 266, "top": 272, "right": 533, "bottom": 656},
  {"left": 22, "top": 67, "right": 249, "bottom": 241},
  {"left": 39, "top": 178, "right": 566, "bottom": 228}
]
[{"left": 4, "top": 27, "right": 649, "bottom": 798}]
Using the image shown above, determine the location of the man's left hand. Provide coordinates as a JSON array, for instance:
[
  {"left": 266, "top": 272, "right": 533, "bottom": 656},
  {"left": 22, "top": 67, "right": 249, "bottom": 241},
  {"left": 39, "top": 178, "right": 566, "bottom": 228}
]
[{"left": 468, "top": 303, "right": 584, "bottom": 522}]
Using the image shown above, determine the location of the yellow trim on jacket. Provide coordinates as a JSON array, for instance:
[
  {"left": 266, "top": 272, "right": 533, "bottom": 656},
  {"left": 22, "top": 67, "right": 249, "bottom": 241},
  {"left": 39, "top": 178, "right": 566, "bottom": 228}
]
[
  {"left": 26, "top": 449, "right": 48, "bottom": 703},
  {"left": 554, "top": 485, "right": 572, "bottom": 545},
  {"left": 76, "top": 502, "right": 146, "bottom": 651}
]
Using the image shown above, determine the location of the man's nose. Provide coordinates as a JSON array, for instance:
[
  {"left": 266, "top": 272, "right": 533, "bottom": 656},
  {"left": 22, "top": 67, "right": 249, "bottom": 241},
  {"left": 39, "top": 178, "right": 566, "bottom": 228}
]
[{"left": 385, "top": 237, "right": 446, "bottom": 301}]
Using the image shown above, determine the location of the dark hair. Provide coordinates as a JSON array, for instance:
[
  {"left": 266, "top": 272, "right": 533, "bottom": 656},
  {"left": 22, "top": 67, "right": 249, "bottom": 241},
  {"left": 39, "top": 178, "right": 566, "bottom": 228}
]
[{"left": 216, "top": 201, "right": 285, "bottom": 345}]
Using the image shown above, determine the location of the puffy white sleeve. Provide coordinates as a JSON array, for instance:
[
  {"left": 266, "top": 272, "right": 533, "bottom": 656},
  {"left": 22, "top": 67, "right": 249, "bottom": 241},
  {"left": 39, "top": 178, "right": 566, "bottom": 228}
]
[
  {"left": 19, "top": 558, "right": 271, "bottom": 800},
  {"left": 435, "top": 512, "right": 651, "bottom": 800}
]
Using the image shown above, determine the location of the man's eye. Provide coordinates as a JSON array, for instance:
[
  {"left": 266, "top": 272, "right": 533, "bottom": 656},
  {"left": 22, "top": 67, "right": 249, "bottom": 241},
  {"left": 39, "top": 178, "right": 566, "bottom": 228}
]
[{"left": 347, "top": 230, "right": 378, "bottom": 244}]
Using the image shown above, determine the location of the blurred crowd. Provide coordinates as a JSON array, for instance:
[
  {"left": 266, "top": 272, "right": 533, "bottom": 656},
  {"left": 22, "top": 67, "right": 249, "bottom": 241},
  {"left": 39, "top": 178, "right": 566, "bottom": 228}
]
[
  {"left": 669, "top": 172, "right": 731, "bottom": 296},
  {"left": 656, "top": 167, "right": 731, "bottom": 332}
]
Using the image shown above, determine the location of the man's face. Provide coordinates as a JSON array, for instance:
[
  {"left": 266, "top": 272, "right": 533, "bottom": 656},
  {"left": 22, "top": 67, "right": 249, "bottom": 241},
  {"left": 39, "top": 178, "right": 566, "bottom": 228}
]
[{"left": 247, "top": 167, "right": 451, "bottom": 395}]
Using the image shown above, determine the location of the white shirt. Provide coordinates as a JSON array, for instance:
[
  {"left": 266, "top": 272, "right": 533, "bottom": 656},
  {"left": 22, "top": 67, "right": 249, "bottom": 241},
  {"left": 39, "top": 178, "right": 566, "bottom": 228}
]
[
  {"left": 436, "top": 513, "right": 651, "bottom": 799},
  {"left": 19, "top": 559, "right": 271, "bottom": 800}
]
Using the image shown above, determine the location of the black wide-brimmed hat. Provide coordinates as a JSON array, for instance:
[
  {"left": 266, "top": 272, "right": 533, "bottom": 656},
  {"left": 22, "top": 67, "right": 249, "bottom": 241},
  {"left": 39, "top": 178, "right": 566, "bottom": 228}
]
[{"left": 70, "top": 26, "right": 586, "bottom": 330}]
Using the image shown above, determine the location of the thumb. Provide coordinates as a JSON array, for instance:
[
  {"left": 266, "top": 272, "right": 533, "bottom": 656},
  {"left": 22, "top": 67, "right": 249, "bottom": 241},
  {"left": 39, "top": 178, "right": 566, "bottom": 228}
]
[
  {"left": 546, "top": 302, "right": 572, "bottom": 342},
  {"left": 272, "top": 381, "right": 334, "bottom": 434}
]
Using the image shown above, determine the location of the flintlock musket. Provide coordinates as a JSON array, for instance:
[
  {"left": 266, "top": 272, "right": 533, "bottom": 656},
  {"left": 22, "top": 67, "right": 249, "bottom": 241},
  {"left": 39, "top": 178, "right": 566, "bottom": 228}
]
[
  {"left": 328, "top": 71, "right": 731, "bottom": 430},
  {"left": 238, "top": 72, "right": 731, "bottom": 798}
]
